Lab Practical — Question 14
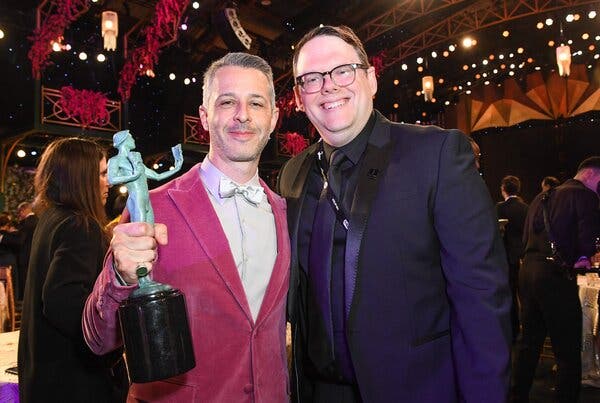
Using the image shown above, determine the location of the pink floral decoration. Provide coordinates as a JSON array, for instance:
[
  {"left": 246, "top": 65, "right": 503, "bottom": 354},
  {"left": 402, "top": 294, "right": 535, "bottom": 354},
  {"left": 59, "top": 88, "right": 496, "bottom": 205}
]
[
  {"left": 369, "top": 50, "right": 386, "bottom": 77},
  {"left": 118, "top": 0, "right": 190, "bottom": 101},
  {"left": 58, "top": 86, "right": 110, "bottom": 127},
  {"left": 28, "top": 0, "right": 90, "bottom": 79},
  {"left": 280, "top": 132, "right": 309, "bottom": 157}
]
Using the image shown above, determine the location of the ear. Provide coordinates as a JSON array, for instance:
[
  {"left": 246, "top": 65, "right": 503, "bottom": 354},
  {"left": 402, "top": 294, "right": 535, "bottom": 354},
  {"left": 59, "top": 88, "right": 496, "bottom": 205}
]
[
  {"left": 367, "top": 66, "right": 378, "bottom": 97},
  {"left": 293, "top": 85, "right": 305, "bottom": 112},
  {"left": 199, "top": 105, "right": 209, "bottom": 131},
  {"left": 269, "top": 106, "right": 280, "bottom": 135}
]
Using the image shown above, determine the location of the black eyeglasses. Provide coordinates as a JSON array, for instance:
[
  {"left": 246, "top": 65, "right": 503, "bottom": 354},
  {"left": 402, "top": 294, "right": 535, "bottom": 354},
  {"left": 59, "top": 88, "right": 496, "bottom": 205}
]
[{"left": 295, "top": 63, "right": 369, "bottom": 94}]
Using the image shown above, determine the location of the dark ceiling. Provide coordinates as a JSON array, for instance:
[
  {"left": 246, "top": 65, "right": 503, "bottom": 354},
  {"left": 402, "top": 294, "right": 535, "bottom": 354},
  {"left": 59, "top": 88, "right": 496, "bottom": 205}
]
[{"left": 1, "top": 0, "right": 599, "bottom": 164}]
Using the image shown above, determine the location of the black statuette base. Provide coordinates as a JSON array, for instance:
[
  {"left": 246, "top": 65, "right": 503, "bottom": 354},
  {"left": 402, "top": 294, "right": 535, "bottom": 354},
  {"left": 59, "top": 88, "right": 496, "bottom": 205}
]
[{"left": 118, "top": 289, "right": 195, "bottom": 383}]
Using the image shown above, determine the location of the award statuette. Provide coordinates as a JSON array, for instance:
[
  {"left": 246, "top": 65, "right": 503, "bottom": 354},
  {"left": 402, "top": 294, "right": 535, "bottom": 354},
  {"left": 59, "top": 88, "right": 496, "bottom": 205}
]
[{"left": 108, "top": 130, "right": 195, "bottom": 383}]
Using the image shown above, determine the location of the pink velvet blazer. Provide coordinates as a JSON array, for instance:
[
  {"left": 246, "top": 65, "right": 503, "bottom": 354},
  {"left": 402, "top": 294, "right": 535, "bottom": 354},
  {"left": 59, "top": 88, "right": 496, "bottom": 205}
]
[{"left": 83, "top": 163, "right": 291, "bottom": 402}]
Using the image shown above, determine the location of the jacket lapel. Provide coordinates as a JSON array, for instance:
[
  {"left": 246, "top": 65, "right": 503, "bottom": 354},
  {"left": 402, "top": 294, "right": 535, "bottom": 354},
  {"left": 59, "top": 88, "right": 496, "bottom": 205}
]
[
  {"left": 345, "top": 114, "right": 395, "bottom": 318},
  {"left": 254, "top": 182, "right": 291, "bottom": 327},
  {"left": 167, "top": 165, "right": 253, "bottom": 323}
]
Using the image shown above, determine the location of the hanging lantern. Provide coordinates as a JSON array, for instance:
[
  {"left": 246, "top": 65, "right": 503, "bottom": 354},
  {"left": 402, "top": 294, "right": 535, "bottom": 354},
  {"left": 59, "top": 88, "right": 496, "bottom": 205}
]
[
  {"left": 102, "top": 11, "right": 118, "bottom": 51},
  {"left": 555, "top": 44, "right": 571, "bottom": 77},
  {"left": 422, "top": 75, "right": 434, "bottom": 101}
]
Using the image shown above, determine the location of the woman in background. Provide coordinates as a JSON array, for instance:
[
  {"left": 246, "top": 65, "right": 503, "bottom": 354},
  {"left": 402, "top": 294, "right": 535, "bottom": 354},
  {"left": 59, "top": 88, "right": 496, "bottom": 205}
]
[{"left": 18, "top": 138, "right": 126, "bottom": 402}]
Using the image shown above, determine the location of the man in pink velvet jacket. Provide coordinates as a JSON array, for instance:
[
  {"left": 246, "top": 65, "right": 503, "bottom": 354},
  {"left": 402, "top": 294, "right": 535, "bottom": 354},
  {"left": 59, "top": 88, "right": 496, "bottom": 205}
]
[{"left": 83, "top": 53, "right": 290, "bottom": 402}]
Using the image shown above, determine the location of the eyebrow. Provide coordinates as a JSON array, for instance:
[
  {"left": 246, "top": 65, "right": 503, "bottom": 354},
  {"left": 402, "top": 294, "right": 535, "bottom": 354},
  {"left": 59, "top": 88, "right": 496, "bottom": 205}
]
[{"left": 216, "top": 92, "right": 268, "bottom": 101}]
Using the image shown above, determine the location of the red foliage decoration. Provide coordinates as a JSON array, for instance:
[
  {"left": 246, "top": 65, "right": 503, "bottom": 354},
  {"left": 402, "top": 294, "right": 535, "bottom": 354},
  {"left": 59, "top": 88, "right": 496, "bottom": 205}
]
[
  {"left": 369, "top": 50, "right": 386, "bottom": 77},
  {"left": 28, "top": 0, "right": 90, "bottom": 79},
  {"left": 58, "top": 86, "right": 110, "bottom": 127},
  {"left": 118, "top": 0, "right": 190, "bottom": 101},
  {"left": 280, "top": 132, "right": 309, "bottom": 157}
]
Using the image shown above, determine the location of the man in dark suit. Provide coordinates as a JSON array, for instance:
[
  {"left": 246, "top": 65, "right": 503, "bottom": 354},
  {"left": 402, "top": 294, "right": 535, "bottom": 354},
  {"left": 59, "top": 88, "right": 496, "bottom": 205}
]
[
  {"left": 511, "top": 157, "right": 600, "bottom": 403},
  {"left": 278, "top": 25, "right": 512, "bottom": 403},
  {"left": 496, "top": 175, "right": 528, "bottom": 341},
  {"left": 0, "top": 201, "right": 37, "bottom": 300}
]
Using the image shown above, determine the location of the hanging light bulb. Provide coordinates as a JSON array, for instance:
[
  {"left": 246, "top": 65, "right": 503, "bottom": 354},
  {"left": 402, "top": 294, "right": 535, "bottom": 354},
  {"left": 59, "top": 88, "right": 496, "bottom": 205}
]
[
  {"left": 556, "top": 44, "right": 571, "bottom": 76},
  {"left": 101, "top": 11, "right": 118, "bottom": 51},
  {"left": 422, "top": 76, "right": 434, "bottom": 102}
]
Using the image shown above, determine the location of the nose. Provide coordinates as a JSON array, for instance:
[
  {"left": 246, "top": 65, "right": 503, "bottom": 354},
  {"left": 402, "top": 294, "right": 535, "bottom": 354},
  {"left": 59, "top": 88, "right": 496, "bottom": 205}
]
[
  {"left": 235, "top": 103, "right": 251, "bottom": 122},
  {"left": 321, "top": 73, "right": 339, "bottom": 93}
]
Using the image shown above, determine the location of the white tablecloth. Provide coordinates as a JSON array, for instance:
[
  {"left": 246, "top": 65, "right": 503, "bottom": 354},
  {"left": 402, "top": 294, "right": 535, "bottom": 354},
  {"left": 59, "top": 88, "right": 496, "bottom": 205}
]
[{"left": 0, "top": 330, "right": 18, "bottom": 384}]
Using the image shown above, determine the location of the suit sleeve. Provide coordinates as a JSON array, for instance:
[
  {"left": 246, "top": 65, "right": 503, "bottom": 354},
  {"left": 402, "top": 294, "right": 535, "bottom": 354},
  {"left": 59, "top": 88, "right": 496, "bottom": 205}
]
[
  {"left": 41, "top": 218, "right": 105, "bottom": 341},
  {"left": 432, "top": 130, "right": 512, "bottom": 402}
]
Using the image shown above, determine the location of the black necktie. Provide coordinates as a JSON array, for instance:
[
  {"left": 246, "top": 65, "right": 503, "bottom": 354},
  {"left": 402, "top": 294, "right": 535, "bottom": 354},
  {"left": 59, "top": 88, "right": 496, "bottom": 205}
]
[
  {"left": 307, "top": 150, "right": 345, "bottom": 369},
  {"left": 326, "top": 150, "right": 345, "bottom": 199}
]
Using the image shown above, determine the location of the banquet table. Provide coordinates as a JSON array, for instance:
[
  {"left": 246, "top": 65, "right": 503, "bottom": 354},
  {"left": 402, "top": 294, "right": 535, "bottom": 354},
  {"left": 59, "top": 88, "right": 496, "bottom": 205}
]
[
  {"left": 0, "top": 330, "right": 18, "bottom": 401},
  {"left": 578, "top": 274, "right": 600, "bottom": 388}
]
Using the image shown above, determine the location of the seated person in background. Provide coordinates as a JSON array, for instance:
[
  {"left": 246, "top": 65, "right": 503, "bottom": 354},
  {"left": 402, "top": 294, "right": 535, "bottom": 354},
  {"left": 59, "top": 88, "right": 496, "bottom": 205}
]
[
  {"left": 0, "top": 202, "right": 38, "bottom": 300},
  {"left": 0, "top": 212, "right": 17, "bottom": 271},
  {"left": 0, "top": 212, "right": 15, "bottom": 232}
]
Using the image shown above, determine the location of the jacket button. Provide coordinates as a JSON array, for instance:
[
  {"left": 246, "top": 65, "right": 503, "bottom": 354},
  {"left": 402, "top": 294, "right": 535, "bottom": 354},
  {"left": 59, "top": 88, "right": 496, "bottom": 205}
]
[{"left": 243, "top": 384, "right": 253, "bottom": 393}]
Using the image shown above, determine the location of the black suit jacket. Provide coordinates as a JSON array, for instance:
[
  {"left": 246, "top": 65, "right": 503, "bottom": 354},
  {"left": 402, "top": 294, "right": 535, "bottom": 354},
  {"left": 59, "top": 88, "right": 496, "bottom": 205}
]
[
  {"left": 496, "top": 197, "right": 528, "bottom": 265},
  {"left": 278, "top": 112, "right": 512, "bottom": 403},
  {"left": 524, "top": 179, "right": 599, "bottom": 265},
  {"left": 18, "top": 206, "right": 125, "bottom": 403}
]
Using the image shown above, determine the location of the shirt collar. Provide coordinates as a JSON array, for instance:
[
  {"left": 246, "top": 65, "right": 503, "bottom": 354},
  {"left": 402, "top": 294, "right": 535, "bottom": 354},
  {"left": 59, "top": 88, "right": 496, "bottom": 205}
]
[
  {"left": 199, "top": 157, "right": 261, "bottom": 204},
  {"left": 323, "top": 110, "right": 376, "bottom": 166}
]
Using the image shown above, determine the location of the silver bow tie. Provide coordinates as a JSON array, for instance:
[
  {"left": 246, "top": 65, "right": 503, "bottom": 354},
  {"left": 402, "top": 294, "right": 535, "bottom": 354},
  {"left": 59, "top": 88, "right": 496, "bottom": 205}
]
[{"left": 219, "top": 177, "right": 264, "bottom": 205}]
